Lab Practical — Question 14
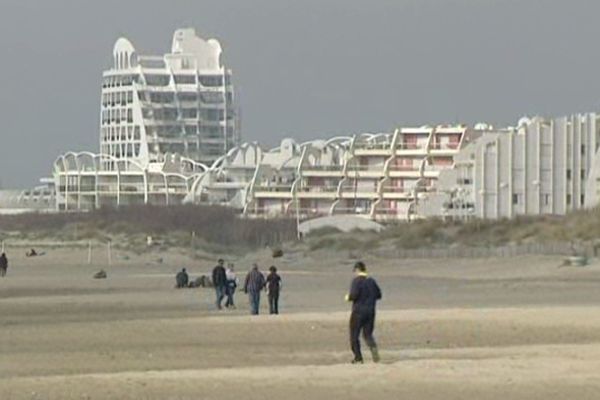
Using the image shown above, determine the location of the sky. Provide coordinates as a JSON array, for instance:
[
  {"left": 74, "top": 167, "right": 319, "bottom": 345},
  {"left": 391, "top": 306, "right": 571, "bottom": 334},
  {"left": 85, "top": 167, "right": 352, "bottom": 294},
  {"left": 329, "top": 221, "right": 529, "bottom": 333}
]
[{"left": 2, "top": 0, "right": 600, "bottom": 188}]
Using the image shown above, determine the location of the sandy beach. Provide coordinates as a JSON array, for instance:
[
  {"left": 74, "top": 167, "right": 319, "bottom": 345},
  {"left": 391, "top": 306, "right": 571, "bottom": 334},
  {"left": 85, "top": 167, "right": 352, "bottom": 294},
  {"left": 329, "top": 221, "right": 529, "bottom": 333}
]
[{"left": 2, "top": 247, "right": 600, "bottom": 399}]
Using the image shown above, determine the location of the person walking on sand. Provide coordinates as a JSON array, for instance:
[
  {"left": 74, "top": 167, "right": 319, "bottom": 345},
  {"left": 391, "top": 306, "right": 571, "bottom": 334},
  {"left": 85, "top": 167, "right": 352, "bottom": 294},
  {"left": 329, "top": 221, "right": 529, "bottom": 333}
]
[
  {"left": 0, "top": 252, "right": 7, "bottom": 277},
  {"left": 266, "top": 266, "right": 282, "bottom": 314},
  {"left": 212, "top": 259, "right": 227, "bottom": 310},
  {"left": 225, "top": 263, "right": 238, "bottom": 309},
  {"left": 346, "top": 261, "right": 382, "bottom": 364},
  {"left": 244, "top": 264, "right": 265, "bottom": 315}
]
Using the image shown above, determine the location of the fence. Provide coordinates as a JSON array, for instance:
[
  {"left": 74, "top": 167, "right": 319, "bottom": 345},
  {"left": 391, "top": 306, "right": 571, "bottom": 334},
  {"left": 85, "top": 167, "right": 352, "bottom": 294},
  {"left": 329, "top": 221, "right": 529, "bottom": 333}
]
[{"left": 373, "top": 242, "right": 599, "bottom": 259}]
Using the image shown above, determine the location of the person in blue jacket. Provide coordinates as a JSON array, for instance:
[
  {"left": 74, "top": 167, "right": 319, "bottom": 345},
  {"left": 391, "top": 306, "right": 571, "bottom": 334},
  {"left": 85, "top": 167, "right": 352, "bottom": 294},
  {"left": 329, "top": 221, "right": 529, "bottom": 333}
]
[{"left": 346, "top": 261, "right": 382, "bottom": 364}]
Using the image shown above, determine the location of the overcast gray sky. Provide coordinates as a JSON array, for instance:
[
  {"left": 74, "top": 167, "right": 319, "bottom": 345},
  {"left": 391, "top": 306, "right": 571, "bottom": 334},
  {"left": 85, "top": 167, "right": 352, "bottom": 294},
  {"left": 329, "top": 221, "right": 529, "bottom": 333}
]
[{"left": 2, "top": 0, "right": 600, "bottom": 188}]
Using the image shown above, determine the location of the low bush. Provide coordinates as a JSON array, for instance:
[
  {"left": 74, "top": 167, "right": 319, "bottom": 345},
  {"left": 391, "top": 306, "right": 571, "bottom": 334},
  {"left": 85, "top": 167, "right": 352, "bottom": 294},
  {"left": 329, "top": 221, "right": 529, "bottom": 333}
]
[{"left": 0, "top": 205, "right": 297, "bottom": 248}]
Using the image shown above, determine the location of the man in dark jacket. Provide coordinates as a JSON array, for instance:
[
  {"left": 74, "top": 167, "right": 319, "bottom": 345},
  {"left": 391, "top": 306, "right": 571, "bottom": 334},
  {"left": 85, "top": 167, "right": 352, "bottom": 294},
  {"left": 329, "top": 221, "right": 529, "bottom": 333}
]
[
  {"left": 175, "top": 268, "right": 189, "bottom": 288},
  {"left": 346, "top": 261, "right": 382, "bottom": 364},
  {"left": 244, "top": 264, "right": 265, "bottom": 315},
  {"left": 212, "top": 259, "right": 227, "bottom": 309},
  {"left": 266, "top": 266, "right": 282, "bottom": 314},
  {"left": 0, "top": 253, "right": 7, "bottom": 277}
]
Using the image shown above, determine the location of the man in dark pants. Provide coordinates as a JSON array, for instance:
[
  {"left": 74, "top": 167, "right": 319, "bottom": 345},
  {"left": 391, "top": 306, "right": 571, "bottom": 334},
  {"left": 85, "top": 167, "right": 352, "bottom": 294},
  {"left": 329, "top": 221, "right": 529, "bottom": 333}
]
[
  {"left": 244, "top": 264, "right": 265, "bottom": 315},
  {"left": 346, "top": 261, "right": 382, "bottom": 364},
  {"left": 0, "top": 253, "right": 7, "bottom": 277},
  {"left": 266, "top": 266, "right": 282, "bottom": 314},
  {"left": 212, "top": 259, "right": 227, "bottom": 309}
]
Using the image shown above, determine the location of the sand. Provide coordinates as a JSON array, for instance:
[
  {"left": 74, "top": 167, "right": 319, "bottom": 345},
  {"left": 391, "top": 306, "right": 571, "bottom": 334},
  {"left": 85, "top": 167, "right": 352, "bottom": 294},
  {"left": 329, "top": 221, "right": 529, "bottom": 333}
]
[{"left": 2, "top": 246, "right": 600, "bottom": 399}]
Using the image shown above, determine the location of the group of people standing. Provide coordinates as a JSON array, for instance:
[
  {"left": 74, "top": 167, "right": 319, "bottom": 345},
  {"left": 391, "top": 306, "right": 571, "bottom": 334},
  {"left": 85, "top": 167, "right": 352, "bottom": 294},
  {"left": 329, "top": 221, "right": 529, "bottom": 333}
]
[{"left": 212, "top": 259, "right": 282, "bottom": 315}]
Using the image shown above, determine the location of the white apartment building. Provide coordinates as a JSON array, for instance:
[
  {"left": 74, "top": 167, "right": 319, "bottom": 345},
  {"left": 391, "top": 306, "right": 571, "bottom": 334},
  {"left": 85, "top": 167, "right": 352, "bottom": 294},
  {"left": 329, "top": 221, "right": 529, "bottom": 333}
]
[
  {"left": 240, "top": 125, "right": 473, "bottom": 220},
  {"left": 0, "top": 182, "right": 55, "bottom": 215},
  {"left": 419, "top": 113, "right": 600, "bottom": 219},
  {"left": 100, "top": 28, "right": 238, "bottom": 167},
  {"left": 53, "top": 28, "right": 239, "bottom": 210},
  {"left": 183, "top": 142, "right": 263, "bottom": 209},
  {"left": 13, "top": 28, "right": 600, "bottom": 221}
]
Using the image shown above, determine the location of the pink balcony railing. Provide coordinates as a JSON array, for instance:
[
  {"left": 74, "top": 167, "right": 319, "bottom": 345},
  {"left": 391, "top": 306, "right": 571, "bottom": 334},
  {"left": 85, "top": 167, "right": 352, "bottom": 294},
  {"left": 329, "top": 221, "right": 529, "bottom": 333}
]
[
  {"left": 396, "top": 143, "right": 426, "bottom": 150},
  {"left": 298, "top": 185, "right": 339, "bottom": 193},
  {"left": 430, "top": 142, "right": 459, "bottom": 150},
  {"left": 388, "top": 165, "right": 419, "bottom": 171},
  {"left": 253, "top": 185, "right": 293, "bottom": 192}
]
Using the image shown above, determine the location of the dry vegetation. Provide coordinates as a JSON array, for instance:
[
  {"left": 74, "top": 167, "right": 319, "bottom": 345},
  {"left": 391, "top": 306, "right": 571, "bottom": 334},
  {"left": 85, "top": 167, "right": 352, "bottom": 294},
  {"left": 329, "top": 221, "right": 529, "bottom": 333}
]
[
  {"left": 1, "top": 206, "right": 599, "bottom": 254},
  {"left": 0, "top": 205, "right": 296, "bottom": 252},
  {"left": 306, "top": 208, "right": 600, "bottom": 252}
]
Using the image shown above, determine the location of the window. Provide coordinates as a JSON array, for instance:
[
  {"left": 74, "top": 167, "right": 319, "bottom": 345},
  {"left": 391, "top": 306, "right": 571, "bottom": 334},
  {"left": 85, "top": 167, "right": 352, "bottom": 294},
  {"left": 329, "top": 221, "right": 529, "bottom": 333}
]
[
  {"left": 139, "top": 59, "right": 166, "bottom": 69},
  {"left": 184, "top": 125, "right": 197, "bottom": 135},
  {"left": 181, "top": 58, "right": 193, "bottom": 69},
  {"left": 201, "top": 108, "right": 223, "bottom": 121},
  {"left": 512, "top": 194, "right": 519, "bottom": 205},
  {"left": 567, "top": 194, "right": 572, "bottom": 205},
  {"left": 144, "top": 74, "right": 170, "bottom": 86},
  {"left": 199, "top": 75, "right": 223, "bottom": 87},
  {"left": 200, "top": 92, "right": 224, "bottom": 104},
  {"left": 177, "top": 92, "right": 197, "bottom": 102},
  {"left": 581, "top": 169, "right": 586, "bottom": 180},
  {"left": 174, "top": 74, "right": 196, "bottom": 84},
  {"left": 544, "top": 194, "right": 550, "bottom": 206},
  {"left": 150, "top": 92, "right": 175, "bottom": 104},
  {"left": 181, "top": 108, "right": 197, "bottom": 119},
  {"left": 582, "top": 145, "right": 586, "bottom": 155},
  {"left": 567, "top": 169, "right": 572, "bottom": 180}
]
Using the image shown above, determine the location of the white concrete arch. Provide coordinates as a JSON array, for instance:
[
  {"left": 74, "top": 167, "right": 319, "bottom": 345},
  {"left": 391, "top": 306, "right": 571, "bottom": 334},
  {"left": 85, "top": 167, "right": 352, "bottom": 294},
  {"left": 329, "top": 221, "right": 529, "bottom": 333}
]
[{"left": 113, "top": 37, "right": 136, "bottom": 70}]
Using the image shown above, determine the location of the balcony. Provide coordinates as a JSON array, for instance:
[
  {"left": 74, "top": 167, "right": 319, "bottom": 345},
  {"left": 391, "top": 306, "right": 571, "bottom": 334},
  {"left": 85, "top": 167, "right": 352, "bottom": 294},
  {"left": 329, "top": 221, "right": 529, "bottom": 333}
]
[
  {"left": 288, "top": 207, "right": 330, "bottom": 218},
  {"left": 205, "top": 180, "right": 247, "bottom": 190},
  {"left": 388, "top": 166, "right": 421, "bottom": 178},
  {"left": 395, "top": 143, "right": 428, "bottom": 155},
  {"left": 254, "top": 184, "right": 293, "bottom": 192},
  {"left": 339, "top": 187, "right": 379, "bottom": 199},
  {"left": 253, "top": 185, "right": 293, "bottom": 199},
  {"left": 423, "top": 164, "right": 452, "bottom": 177},
  {"left": 119, "top": 184, "right": 146, "bottom": 193},
  {"left": 353, "top": 143, "right": 392, "bottom": 156},
  {"left": 374, "top": 208, "right": 403, "bottom": 215},
  {"left": 301, "top": 165, "right": 345, "bottom": 177},
  {"left": 332, "top": 207, "right": 371, "bottom": 216},
  {"left": 345, "top": 165, "right": 385, "bottom": 178},
  {"left": 381, "top": 187, "right": 413, "bottom": 199},
  {"left": 296, "top": 185, "right": 339, "bottom": 199},
  {"left": 429, "top": 142, "right": 460, "bottom": 154}
]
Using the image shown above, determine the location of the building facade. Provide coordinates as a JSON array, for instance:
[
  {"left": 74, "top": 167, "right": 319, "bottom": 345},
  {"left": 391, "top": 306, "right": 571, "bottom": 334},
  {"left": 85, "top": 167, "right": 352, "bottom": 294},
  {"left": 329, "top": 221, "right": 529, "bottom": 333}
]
[
  {"left": 101, "top": 28, "right": 238, "bottom": 168},
  {"left": 14, "top": 29, "right": 600, "bottom": 220},
  {"left": 419, "top": 113, "right": 600, "bottom": 219},
  {"left": 239, "top": 125, "right": 474, "bottom": 220},
  {"left": 53, "top": 28, "right": 240, "bottom": 211},
  {"left": 189, "top": 112, "right": 600, "bottom": 222},
  {"left": 0, "top": 181, "right": 55, "bottom": 215}
]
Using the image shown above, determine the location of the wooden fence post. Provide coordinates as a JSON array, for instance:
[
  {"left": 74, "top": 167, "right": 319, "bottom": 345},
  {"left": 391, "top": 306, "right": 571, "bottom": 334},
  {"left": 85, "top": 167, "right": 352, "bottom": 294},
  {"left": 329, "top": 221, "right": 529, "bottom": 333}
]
[{"left": 107, "top": 241, "right": 112, "bottom": 266}]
